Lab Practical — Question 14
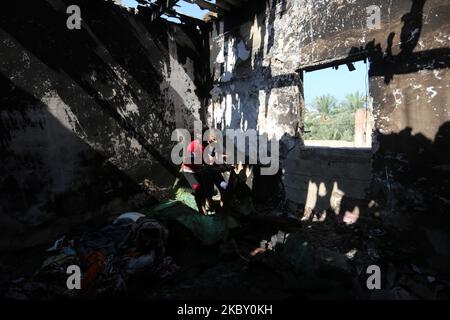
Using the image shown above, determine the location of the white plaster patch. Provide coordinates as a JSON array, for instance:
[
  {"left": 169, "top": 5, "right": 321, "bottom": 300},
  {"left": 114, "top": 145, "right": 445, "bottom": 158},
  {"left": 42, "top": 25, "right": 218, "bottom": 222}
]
[
  {"left": 433, "top": 70, "right": 443, "bottom": 80},
  {"left": 221, "top": 38, "right": 238, "bottom": 82},
  {"left": 225, "top": 94, "right": 232, "bottom": 127},
  {"left": 426, "top": 86, "right": 437, "bottom": 100},
  {"left": 216, "top": 45, "right": 225, "bottom": 64},
  {"left": 393, "top": 89, "right": 403, "bottom": 106},
  {"left": 250, "top": 15, "right": 262, "bottom": 54}
]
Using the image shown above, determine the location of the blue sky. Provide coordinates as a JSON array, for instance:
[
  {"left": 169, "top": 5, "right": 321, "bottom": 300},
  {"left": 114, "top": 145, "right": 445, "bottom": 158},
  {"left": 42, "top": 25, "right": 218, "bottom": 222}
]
[
  {"left": 121, "top": 1, "right": 368, "bottom": 105},
  {"left": 121, "top": 0, "right": 212, "bottom": 20},
  {"left": 304, "top": 61, "right": 369, "bottom": 108}
]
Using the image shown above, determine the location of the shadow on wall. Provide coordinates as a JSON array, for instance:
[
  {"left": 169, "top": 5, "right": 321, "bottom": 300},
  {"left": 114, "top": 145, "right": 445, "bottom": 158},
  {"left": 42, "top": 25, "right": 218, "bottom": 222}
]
[
  {"left": 214, "top": 0, "right": 450, "bottom": 225},
  {"left": 372, "top": 123, "right": 450, "bottom": 228},
  {"left": 346, "top": 0, "right": 450, "bottom": 225},
  {"left": 282, "top": 141, "right": 372, "bottom": 223},
  {"left": 207, "top": 0, "right": 299, "bottom": 205},
  {"left": 0, "top": 0, "right": 185, "bottom": 178},
  {"left": 284, "top": 121, "right": 450, "bottom": 250},
  {"left": 349, "top": 0, "right": 449, "bottom": 85},
  {"left": 0, "top": 0, "right": 205, "bottom": 249},
  {"left": 0, "top": 73, "right": 143, "bottom": 250},
  {"left": 209, "top": 0, "right": 300, "bottom": 137},
  {"left": 291, "top": 0, "right": 450, "bottom": 224}
]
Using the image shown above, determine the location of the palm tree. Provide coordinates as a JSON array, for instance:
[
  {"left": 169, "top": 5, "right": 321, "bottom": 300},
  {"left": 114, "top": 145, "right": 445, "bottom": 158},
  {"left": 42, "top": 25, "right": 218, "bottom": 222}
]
[
  {"left": 312, "top": 94, "right": 337, "bottom": 122},
  {"left": 342, "top": 91, "right": 366, "bottom": 111}
]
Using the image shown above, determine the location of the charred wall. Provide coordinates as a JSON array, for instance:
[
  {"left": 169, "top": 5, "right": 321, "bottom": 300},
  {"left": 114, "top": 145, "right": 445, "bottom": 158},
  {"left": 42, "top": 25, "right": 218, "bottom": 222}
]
[
  {"left": 207, "top": 0, "right": 450, "bottom": 229},
  {"left": 207, "top": 1, "right": 301, "bottom": 139},
  {"left": 0, "top": 0, "right": 206, "bottom": 249},
  {"left": 1, "top": 0, "right": 449, "bottom": 250},
  {"left": 367, "top": 1, "right": 450, "bottom": 232}
]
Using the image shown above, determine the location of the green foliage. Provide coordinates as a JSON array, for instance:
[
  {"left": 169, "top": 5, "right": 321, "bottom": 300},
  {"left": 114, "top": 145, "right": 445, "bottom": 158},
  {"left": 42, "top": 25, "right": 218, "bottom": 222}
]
[
  {"left": 341, "top": 91, "right": 366, "bottom": 112},
  {"left": 312, "top": 94, "right": 337, "bottom": 116},
  {"left": 304, "top": 92, "right": 367, "bottom": 141}
]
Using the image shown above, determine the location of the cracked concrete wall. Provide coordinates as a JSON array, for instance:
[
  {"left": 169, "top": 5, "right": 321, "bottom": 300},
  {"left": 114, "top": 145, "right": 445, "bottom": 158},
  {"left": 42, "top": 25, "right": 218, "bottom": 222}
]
[
  {"left": 0, "top": 0, "right": 205, "bottom": 249},
  {"left": 207, "top": 0, "right": 450, "bottom": 224}
]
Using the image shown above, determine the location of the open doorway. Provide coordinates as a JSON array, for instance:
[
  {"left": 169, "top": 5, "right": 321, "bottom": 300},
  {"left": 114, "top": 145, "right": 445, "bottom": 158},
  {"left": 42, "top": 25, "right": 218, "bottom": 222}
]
[{"left": 301, "top": 60, "right": 372, "bottom": 148}]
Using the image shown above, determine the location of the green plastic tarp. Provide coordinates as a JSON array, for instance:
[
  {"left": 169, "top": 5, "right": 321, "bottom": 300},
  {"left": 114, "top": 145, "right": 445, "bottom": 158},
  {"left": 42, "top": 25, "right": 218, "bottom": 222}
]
[{"left": 142, "top": 198, "right": 239, "bottom": 246}]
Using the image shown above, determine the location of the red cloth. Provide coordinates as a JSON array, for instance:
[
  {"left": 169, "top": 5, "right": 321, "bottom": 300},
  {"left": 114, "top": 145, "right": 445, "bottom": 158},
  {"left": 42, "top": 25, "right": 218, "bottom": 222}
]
[
  {"left": 81, "top": 251, "right": 106, "bottom": 289},
  {"left": 182, "top": 140, "right": 204, "bottom": 173}
]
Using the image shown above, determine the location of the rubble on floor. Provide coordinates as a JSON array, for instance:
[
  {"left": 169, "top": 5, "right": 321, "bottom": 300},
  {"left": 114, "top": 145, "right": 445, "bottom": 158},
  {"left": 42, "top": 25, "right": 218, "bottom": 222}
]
[
  {"left": 2, "top": 175, "right": 450, "bottom": 300},
  {"left": 1, "top": 212, "right": 181, "bottom": 299}
]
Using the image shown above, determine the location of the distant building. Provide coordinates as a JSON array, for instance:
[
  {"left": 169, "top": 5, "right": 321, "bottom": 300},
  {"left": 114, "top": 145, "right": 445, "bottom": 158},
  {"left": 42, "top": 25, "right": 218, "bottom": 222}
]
[{"left": 354, "top": 108, "right": 373, "bottom": 148}]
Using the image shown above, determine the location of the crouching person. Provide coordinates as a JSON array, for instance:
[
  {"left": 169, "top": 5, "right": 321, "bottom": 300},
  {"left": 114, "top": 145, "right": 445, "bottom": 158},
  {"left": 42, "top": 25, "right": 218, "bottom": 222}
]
[
  {"left": 182, "top": 128, "right": 228, "bottom": 215},
  {"left": 182, "top": 128, "right": 209, "bottom": 215}
]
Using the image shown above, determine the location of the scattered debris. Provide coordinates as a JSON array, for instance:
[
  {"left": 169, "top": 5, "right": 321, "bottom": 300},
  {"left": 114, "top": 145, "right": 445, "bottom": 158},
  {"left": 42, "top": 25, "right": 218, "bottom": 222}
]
[
  {"left": 315, "top": 247, "right": 353, "bottom": 276},
  {"left": 345, "top": 249, "right": 358, "bottom": 260},
  {"left": 2, "top": 213, "right": 177, "bottom": 299}
]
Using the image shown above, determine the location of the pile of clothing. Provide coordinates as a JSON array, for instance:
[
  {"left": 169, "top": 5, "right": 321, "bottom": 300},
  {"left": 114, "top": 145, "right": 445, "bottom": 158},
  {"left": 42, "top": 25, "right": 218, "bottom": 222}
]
[{"left": 3, "top": 213, "right": 178, "bottom": 299}]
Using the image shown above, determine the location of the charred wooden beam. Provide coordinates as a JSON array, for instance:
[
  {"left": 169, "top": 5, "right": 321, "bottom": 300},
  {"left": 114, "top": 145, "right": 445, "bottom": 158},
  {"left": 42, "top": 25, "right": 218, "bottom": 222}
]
[{"left": 150, "top": 0, "right": 180, "bottom": 21}]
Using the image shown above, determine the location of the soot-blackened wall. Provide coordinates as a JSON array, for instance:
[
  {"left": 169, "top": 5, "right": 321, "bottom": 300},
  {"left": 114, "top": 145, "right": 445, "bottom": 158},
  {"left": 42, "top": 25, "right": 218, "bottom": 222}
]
[
  {"left": 207, "top": 0, "right": 450, "bottom": 229},
  {"left": 0, "top": 0, "right": 206, "bottom": 249}
]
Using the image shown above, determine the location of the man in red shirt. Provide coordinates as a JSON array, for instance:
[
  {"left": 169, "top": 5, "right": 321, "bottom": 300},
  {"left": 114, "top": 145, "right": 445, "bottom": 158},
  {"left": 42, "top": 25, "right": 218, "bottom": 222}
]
[
  {"left": 182, "top": 128, "right": 209, "bottom": 215},
  {"left": 182, "top": 128, "right": 227, "bottom": 215}
]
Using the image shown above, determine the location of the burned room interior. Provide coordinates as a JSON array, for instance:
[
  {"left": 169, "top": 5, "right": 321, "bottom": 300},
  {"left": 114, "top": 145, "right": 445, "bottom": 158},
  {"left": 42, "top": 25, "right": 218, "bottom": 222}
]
[{"left": 0, "top": 0, "right": 449, "bottom": 301}]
